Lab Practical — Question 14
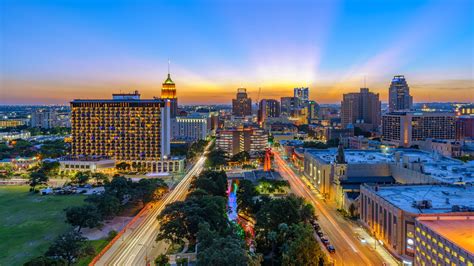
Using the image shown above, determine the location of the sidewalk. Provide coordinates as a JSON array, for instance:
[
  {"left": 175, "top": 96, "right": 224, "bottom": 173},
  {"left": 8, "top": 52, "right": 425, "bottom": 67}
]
[{"left": 352, "top": 225, "right": 400, "bottom": 266}]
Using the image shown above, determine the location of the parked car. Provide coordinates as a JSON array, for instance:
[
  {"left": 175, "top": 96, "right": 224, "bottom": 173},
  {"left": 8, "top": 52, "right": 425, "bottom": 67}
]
[
  {"left": 316, "top": 230, "right": 324, "bottom": 237},
  {"left": 320, "top": 237, "right": 330, "bottom": 245},
  {"left": 327, "top": 245, "right": 336, "bottom": 253}
]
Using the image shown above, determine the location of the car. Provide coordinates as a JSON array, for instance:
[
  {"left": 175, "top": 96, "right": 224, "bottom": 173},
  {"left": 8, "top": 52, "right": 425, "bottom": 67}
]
[
  {"left": 313, "top": 223, "right": 320, "bottom": 230},
  {"left": 327, "top": 245, "right": 336, "bottom": 253},
  {"left": 316, "top": 231, "right": 324, "bottom": 237},
  {"left": 320, "top": 237, "right": 330, "bottom": 245}
]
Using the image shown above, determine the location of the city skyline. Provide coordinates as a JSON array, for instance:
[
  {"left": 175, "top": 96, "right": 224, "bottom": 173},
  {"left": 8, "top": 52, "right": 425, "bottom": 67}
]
[{"left": 1, "top": 0, "right": 473, "bottom": 105}]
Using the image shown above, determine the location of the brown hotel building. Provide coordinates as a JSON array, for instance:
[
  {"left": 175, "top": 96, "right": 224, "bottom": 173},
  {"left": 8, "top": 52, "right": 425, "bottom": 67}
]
[{"left": 70, "top": 91, "right": 179, "bottom": 173}]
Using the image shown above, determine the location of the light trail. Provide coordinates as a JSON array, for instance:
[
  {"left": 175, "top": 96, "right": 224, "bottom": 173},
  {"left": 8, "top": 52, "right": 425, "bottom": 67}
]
[
  {"left": 95, "top": 142, "right": 212, "bottom": 266},
  {"left": 273, "top": 151, "right": 375, "bottom": 266}
]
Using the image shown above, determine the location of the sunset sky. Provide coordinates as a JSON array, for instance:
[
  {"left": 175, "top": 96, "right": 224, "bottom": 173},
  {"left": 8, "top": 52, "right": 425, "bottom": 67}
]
[{"left": 1, "top": 0, "right": 473, "bottom": 105}]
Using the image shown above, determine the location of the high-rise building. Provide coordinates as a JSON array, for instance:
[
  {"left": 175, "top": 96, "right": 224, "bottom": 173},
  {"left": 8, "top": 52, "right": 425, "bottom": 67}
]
[
  {"left": 161, "top": 70, "right": 178, "bottom": 118},
  {"left": 294, "top": 87, "right": 309, "bottom": 104},
  {"left": 280, "top": 96, "right": 299, "bottom": 116},
  {"left": 173, "top": 113, "right": 208, "bottom": 142},
  {"left": 258, "top": 99, "right": 280, "bottom": 123},
  {"left": 70, "top": 91, "right": 175, "bottom": 172},
  {"left": 307, "top": 100, "right": 320, "bottom": 123},
  {"left": 232, "top": 88, "right": 252, "bottom": 117},
  {"left": 382, "top": 112, "right": 456, "bottom": 147},
  {"left": 216, "top": 126, "right": 267, "bottom": 156},
  {"left": 31, "top": 109, "right": 58, "bottom": 129},
  {"left": 456, "top": 116, "right": 474, "bottom": 140},
  {"left": 341, "top": 88, "right": 381, "bottom": 131},
  {"left": 388, "top": 75, "right": 413, "bottom": 112}
]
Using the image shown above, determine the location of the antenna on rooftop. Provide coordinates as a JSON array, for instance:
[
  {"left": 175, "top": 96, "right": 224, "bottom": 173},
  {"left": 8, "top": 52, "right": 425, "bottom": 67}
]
[{"left": 168, "top": 59, "right": 171, "bottom": 75}]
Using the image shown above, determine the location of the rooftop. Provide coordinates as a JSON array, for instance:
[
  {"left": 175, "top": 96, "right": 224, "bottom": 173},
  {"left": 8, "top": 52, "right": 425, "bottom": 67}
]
[
  {"left": 398, "top": 150, "right": 474, "bottom": 184},
  {"left": 417, "top": 216, "right": 474, "bottom": 255},
  {"left": 306, "top": 149, "right": 394, "bottom": 164},
  {"left": 305, "top": 148, "right": 474, "bottom": 184},
  {"left": 372, "top": 184, "right": 474, "bottom": 214}
]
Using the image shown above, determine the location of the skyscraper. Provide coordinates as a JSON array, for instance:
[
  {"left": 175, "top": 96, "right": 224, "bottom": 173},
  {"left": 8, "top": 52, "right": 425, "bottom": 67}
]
[
  {"left": 388, "top": 75, "right": 413, "bottom": 112},
  {"left": 294, "top": 87, "right": 309, "bottom": 104},
  {"left": 161, "top": 69, "right": 178, "bottom": 118},
  {"left": 307, "top": 100, "right": 320, "bottom": 123},
  {"left": 70, "top": 91, "right": 174, "bottom": 172},
  {"left": 258, "top": 99, "right": 280, "bottom": 123},
  {"left": 280, "top": 96, "right": 299, "bottom": 116},
  {"left": 232, "top": 88, "right": 252, "bottom": 117},
  {"left": 341, "top": 88, "right": 381, "bottom": 131}
]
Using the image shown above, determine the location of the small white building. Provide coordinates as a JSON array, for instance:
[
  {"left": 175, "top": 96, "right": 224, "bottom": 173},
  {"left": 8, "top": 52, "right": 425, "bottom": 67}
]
[
  {"left": 60, "top": 158, "right": 116, "bottom": 174},
  {"left": 172, "top": 113, "right": 208, "bottom": 142}
]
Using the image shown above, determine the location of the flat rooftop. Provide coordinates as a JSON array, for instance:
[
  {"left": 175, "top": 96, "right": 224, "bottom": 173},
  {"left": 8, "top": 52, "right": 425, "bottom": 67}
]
[
  {"left": 418, "top": 217, "right": 474, "bottom": 255},
  {"left": 398, "top": 150, "right": 474, "bottom": 184},
  {"left": 306, "top": 149, "right": 394, "bottom": 164},
  {"left": 305, "top": 148, "right": 474, "bottom": 184},
  {"left": 374, "top": 184, "right": 474, "bottom": 214}
]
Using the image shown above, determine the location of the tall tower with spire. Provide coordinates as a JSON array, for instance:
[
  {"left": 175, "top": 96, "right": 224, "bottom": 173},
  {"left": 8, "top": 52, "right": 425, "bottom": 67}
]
[{"left": 161, "top": 60, "right": 178, "bottom": 117}]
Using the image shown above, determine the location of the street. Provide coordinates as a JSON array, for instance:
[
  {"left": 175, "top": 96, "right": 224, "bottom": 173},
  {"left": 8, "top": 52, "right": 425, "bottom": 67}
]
[
  {"left": 273, "top": 151, "right": 398, "bottom": 266},
  {"left": 94, "top": 147, "right": 210, "bottom": 266}
]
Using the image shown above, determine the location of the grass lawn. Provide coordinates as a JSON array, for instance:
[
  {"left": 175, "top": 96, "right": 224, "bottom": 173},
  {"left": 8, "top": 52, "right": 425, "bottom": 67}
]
[{"left": 0, "top": 186, "right": 86, "bottom": 265}]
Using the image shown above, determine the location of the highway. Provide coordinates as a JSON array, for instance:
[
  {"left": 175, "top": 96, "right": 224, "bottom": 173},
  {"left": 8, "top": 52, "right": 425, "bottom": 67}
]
[
  {"left": 95, "top": 144, "right": 211, "bottom": 266},
  {"left": 273, "top": 151, "right": 398, "bottom": 266}
]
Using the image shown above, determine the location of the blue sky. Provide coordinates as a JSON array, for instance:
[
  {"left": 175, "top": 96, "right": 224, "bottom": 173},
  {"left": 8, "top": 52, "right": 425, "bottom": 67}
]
[{"left": 1, "top": 0, "right": 473, "bottom": 104}]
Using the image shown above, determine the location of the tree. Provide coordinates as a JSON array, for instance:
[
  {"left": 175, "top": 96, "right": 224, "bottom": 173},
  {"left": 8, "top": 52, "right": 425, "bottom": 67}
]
[
  {"left": 115, "top": 162, "right": 130, "bottom": 171},
  {"left": 196, "top": 223, "right": 249, "bottom": 266},
  {"left": 230, "top": 151, "right": 250, "bottom": 163},
  {"left": 71, "top": 171, "right": 90, "bottom": 185},
  {"left": 85, "top": 193, "right": 121, "bottom": 219},
  {"left": 255, "top": 194, "right": 313, "bottom": 232},
  {"left": 281, "top": 223, "right": 326, "bottom": 266},
  {"left": 205, "top": 149, "right": 227, "bottom": 168},
  {"left": 29, "top": 171, "right": 48, "bottom": 191},
  {"left": 190, "top": 170, "right": 227, "bottom": 197},
  {"left": 105, "top": 176, "right": 132, "bottom": 204},
  {"left": 236, "top": 180, "right": 258, "bottom": 214},
  {"left": 134, "top": 178, "right": 168, "bottom": 204},
  {"left": 91, "top": 172, "right": 109, "bottom": 184},
  {"left": 157, "top": 195, "right": 228, "bottom": 245},
  {"left": 65, "top": 205, "right": 103, "bottom": 232},
  {"left": 45, "top": 231, "right": 88, "bottom": 265},
  {"left": 155, "top": 254, "right": 170, "bottom": 266}
]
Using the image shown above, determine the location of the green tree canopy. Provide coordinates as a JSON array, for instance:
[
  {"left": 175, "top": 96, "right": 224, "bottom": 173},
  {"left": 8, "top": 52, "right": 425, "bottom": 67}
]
[
  {"left": 44, "top": 231, "right": 89, "bottom": 265},
  {"left": 65, "top": 205, "right": 103, "bottom": 232}
]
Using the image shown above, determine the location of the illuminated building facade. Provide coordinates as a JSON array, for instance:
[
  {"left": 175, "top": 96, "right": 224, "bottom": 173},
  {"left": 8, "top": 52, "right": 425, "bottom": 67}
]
[
  {"left": 0, "top": 119, "right": 27, "bottom": 129},
  {"left": 360, "top": 184, "right": 474, "bottom": 265},
  {"left": 382, "top": 112, "right": 456, "bottom": 147},
  {"left": 293, "top": 87, "right": 309, "bottom": 104},
  {"left": 458, "top": 104, "right": 474, "bottom": 116},
  {"left": 216, "top": 126, "right": 267, "bottom": 156},
  {"left": 415, "top": 215, "right": 473, "bottom": 266},
  {"left": 161, "top": 72, "right": 178, "bottom": 118},
  {"left": 389, "top": 75, "right": 413, "bottom": 112},
  {"left": 70, "top": 91, "right": 179, "bottom": 173},
  {"left": 258, "top": 99, "right": 280, "bottom": 123},
  {"left": 173, "top": 113, "right": 208, "bottom": 141},
  {"left": 232, "top": 88, "right": 252, "bottom": 117}
]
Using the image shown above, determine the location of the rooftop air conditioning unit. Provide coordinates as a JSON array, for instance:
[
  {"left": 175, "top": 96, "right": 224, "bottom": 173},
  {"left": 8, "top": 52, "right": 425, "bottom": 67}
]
[{"left": 412, "top": 200, "right": 432, "bottom": 209}]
